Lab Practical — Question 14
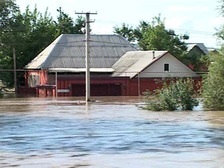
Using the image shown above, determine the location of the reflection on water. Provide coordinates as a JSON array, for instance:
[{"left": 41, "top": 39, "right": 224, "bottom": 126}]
[{"left": 0, "top": 97, "right": 224, "bottom": 168}]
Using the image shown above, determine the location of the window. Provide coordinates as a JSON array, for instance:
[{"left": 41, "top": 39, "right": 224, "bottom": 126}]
[
  {"left": 164, "top": 64, "right": 169, "bottom": 71},
  {"left": 28, "top": 74, "right": 40, "bottom": 87}
]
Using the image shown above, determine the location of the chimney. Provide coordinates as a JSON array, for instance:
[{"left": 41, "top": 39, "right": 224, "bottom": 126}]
[{"left": 152, "top": 50, "right": 155, "bottom": 59}]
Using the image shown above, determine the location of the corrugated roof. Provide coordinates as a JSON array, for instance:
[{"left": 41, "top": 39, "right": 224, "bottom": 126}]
[
  {"left": 112, "top": 51, "right": 168, "bottom": 78},
  {"left": 48, "top": 68, "right": 114, "bottom": 73},
  {"left": 25, "top": 34, "right": 137, "bottom": 70}
]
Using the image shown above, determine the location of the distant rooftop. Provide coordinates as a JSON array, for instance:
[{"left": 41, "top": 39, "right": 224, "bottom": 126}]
[{"left": 186, "top": 43, "right": 209, "bottom": 54}]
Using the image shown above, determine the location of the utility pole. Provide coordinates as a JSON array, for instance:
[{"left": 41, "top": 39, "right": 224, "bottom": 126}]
[
  {"left": 75, "top": 12, "right": 97, "bottom": 102},
  {"left": 13, "top": 47, "right": 17, "bottom": 94}
]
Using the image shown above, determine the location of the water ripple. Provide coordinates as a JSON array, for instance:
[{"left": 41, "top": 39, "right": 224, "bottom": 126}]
[{"left": 1, "top": 97, "right": 224, "bottom": 167}]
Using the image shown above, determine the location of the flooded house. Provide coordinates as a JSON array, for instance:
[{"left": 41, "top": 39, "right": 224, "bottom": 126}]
[{"left": 19, "top": 34, "right": 201, "bottom": 97}]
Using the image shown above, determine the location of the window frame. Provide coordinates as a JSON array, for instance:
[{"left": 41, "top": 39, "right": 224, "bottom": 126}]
[{"left": 164, "top": 63, "right": 169, "bottom": 72}]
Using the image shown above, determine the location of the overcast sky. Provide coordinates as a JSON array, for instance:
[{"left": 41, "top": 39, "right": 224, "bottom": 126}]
[{"left": 16, "top": 0, "right": 224, "bottom": 48}]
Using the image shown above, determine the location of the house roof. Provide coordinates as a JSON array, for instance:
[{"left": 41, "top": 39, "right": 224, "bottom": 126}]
[
  {"left": 25, "top": 34, "right": 137, "bottom": 71},
  {"left": 112, "top": 51, "right": 168, "bottom": 78},
  {"left": 186, "top": 43, "right": 209, "bottom": 54},
  {"left": 112, "top": 50, "right": 199, "bottom": 78},
  {"left": 48, "top": 68, "right": 114, "bottom": 73}
]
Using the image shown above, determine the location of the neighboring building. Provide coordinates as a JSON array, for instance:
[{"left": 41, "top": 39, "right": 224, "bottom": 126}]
[
  {"left": 18, "top": 34, "right": 201, "bottom": 97},
  {"left": 186, "top": 43, "right": 209, "bottom": 71},
  {"left": 113, "top": 51, "right": 199, "bottom": 78},
  {"left": 187, "top": 43, "right": 209, "bottom": 55},
  {"left": 112, "top": 51, "right": 200, "bottom": 95}
]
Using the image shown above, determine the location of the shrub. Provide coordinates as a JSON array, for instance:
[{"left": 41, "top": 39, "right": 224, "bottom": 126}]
[{"left": 143, "top": 78, "right": 199, "bottom": 111}]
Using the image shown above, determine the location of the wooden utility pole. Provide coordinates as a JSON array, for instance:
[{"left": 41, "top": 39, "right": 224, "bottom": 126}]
[
  {"left": 75, "top": 12, "right": 97, "bottom": 102},
  {"left": 13, "top": 47, "right": 17, "bottom": 94}
]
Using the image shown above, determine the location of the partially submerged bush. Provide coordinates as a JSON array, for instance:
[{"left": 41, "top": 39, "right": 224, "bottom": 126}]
[{"left": 143, "top": 78, "right": 199, "bottom": 111}]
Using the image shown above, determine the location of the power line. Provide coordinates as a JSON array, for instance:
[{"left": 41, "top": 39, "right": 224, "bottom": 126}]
[{"left": 0, "top": 24, "right": 219, "bottom": 36}]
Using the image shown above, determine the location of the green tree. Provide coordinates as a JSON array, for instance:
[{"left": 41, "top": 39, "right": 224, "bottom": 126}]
[
  {"left": 114, "top": 21, "right": 149, "bottom": 42},
  {"left": 0, "top": 2, "right": 85, "bottom": 88},
  {"left": 0, "top": 0, "right": 20, "bottom": 87},
  {"left": 0, "top": 0, "right": 19, "bottom": 28},
  {"left": 3, "top": 5, "right": 57, "bottom": 87},
  {"left": 138, "top": 16, "right": 189, "bottom": 59},
  {"left": 216, "top": 0, "right": 224, "bottom": 41},
  {"left": 202, "top": 48, "right": 224, "bottom": 110},
  {"left": 114, "top": 15, "right": 189, "bottom": 60},
  {"left": 73, "top": 16, "right": 85, "bottom": 34},
  {"left": 202, "top": 0, "right": 224, "bottom": 110},
  {"left": 221, "top": 0, "right": 224, "bottom": 13},
  {"left": 114, "top": 23, "right": 136, "bottom": 42},
  {"left": 19, "top": 6, "right": 57, "bottom": 67},
  {"left": 55, "top": 7, "right": 85, "bottom": 36}
]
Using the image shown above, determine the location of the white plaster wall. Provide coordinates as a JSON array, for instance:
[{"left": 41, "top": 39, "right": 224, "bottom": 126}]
[{"left": 139, "top": 53, "right": 199, "bottom": 78}]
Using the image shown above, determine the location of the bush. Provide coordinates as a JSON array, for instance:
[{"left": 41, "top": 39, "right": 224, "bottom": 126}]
[{"left": 143, "top": 78, "right": 199, "bottom": 111}]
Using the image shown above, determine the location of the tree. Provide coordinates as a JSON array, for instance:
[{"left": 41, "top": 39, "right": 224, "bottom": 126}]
[
  {"left": 20, "top": 6, "right": 57, "bottom": 67},
  {"left": 0, "top": 0, "right": 19, "bottom": 28},
  {"left": 202, "top": 48, "right": 224, "bottom": 110},
  {"left": 138, "top": 16, "right": 189, "bottom": 59},
  {"left": 114, "top": 23, "right": 136, "bottom": 42},
  {"left": 0, "top": 2, "right": 85, "bottom": 88},
  {"left": 114, "top": 21, "right": 149, "bottom": 43},
  {"left": 221, "top": 0, "right": 224, "bottom": 14},
  {"left": 114, "top": 15, "right": 189, "bottom": 60},
  {"left": 6, "top": 6, "right": 57, "bottom": 87},
  {"left": 0, "top": 0, "right": 20, "bottom": 87},
  {"left": 202, "top": 0, "right": 224, "bottom": 110},
  {"left": 216, "top": 0, "right": 224, "bottom": 41},
  {"left": 55, "top": 7, "right": 85, "bottom": 36},
  {"left": 73, "top": 16, "right": 85, "bottom": 34}
]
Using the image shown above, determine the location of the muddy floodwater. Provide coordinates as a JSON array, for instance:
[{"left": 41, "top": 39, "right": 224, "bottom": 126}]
[{"left": 0, "top": 96, "right": 224, "bottom": 168}]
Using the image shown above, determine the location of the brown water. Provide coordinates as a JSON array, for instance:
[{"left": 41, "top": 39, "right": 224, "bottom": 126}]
[{"left": 0, "top": 97, "right": 224, "bottom": 168}]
